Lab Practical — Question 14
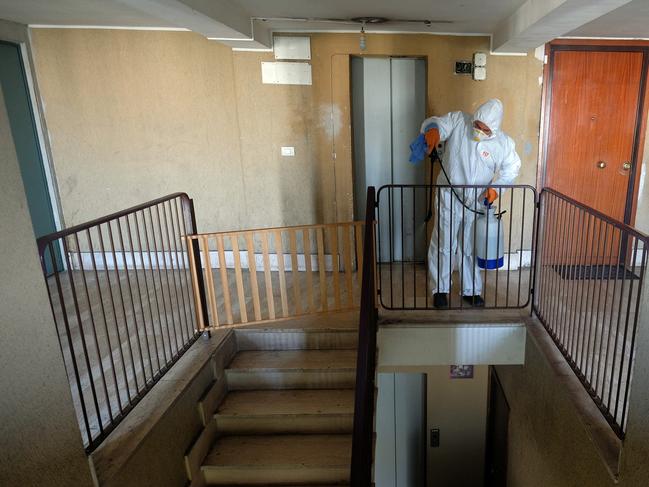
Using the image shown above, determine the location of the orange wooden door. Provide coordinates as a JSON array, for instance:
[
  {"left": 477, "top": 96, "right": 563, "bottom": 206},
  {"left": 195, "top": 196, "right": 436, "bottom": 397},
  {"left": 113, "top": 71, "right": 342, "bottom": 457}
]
[{"left": 544, "top": 47, "right": 647, "bottom": 264}]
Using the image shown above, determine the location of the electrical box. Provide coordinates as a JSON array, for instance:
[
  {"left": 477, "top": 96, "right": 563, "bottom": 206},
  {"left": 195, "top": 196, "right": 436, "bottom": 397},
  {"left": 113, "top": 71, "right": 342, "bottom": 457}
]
[
  {"left": 274, "top": 36, "right": 311, "bottom": 60},
  {"left": 473, "top": 52, "right": 487, "bottom": 67},
  {"left": 473, "top": 66, "right": 487, "bottom": 81},
  {"left": 473, "top": 52, "right": 487, "bottom": 81},
  {"left": 455, "top": 60, "right": 472, "bottom": 75}
]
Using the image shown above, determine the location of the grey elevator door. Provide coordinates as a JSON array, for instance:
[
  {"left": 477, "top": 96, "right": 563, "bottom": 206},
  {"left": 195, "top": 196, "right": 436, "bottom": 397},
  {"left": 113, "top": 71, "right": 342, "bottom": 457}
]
[{"left": 352, "top": 57, "right": 426, "bottom": 262}]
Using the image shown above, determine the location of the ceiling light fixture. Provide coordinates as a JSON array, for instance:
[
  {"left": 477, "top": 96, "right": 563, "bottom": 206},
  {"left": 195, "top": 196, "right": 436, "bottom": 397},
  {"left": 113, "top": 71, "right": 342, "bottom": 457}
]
[{"left": 252, "top": 16, "right": 453, "bottom": 26}]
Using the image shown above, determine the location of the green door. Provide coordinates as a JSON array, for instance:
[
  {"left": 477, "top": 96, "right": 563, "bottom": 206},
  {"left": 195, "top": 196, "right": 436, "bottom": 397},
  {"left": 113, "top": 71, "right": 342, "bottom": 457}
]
[{"left": 0, "top": 41, "right": 60, "bottom": 272}]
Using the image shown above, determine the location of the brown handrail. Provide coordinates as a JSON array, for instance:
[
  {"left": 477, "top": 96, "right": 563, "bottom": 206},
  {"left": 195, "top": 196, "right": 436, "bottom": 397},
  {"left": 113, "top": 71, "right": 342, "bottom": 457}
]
[
  {"left": 37, "top": 192, "right": 192, "bottom": 245},
  {"left": 541, "top": 187, "right": 649, "bottom": 240},
  {"left": 350, "top": 186, "right": 378, "bottom": 486}
]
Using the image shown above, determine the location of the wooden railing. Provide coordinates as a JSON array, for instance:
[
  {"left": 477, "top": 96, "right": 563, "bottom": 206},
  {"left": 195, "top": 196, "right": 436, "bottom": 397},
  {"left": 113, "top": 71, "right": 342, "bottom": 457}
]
[{"left": 186, "top": 221, "right": 366, "bottom": 328}]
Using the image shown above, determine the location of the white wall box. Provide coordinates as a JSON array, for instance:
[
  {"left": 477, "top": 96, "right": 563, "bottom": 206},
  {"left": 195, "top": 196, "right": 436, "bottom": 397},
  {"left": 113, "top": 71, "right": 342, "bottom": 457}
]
[
  {"left": 261, "top": 62, "right": 312, "bottom": 85},
  {"left": 274, "top": 36, "right": 311, "bottom": 60}
]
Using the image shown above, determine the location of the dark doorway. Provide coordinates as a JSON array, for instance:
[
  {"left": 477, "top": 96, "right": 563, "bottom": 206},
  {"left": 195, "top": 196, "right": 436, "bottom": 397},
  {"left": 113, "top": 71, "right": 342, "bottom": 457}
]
[{"left": 485, "top": 367, "right": 509, "bottom": 487}]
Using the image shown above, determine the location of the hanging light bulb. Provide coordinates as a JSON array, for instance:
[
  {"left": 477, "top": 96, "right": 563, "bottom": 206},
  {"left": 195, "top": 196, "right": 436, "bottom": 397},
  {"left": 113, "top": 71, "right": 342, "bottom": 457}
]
[{"left": 359, "top": 22, "right": 367, "bottom": 51}]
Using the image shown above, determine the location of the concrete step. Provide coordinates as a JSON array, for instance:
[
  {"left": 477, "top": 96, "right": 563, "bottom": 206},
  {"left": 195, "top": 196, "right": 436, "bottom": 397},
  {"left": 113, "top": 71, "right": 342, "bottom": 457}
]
[
  {"left": 201, "top": 434, "right": 351, "bottom": 485},
  {"left": 215, "top": 389, "right": 354, "bottom": 434},
  {"left": 225, "top": 350, "right": 356, "bottom": 391},
  {"left": 235, "top": 328, "right": 358, "bottom": 351}
]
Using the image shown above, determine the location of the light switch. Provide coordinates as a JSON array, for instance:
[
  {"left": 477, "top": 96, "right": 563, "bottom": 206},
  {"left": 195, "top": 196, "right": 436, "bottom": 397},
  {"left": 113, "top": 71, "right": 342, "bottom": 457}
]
[
  {"left": 473, "top": 52, "right": 487, "bottom": 67},
  {"left": 473, "top": 66, "right": 487, "bottom": 81},
  {"left": 281, "top": 146, "right": 295, "bottom": 157}
]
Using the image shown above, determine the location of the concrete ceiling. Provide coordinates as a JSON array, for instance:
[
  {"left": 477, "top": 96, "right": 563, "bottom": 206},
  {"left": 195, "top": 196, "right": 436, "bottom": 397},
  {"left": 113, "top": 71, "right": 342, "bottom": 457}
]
[
  {"left": 0, "top": 0, "right": 647, "bottom": 52},
  {"left": 568, "top": 0, "right": 649, "bottom": 38},
  {"left": 0, "top": 0, "right": 175, "bottom": 28},
  {"left": 236, "top": 0, "right": 526, "bottom": 34}
]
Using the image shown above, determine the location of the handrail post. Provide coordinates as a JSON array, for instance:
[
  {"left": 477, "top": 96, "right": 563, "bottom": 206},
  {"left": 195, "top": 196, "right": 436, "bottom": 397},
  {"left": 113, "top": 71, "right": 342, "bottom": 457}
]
[
  {"left": 350, "top": 186, "right": 378, "bottom": 486},
  {"left": 184, "top": 197, "right": 210, "bottom": 331}
]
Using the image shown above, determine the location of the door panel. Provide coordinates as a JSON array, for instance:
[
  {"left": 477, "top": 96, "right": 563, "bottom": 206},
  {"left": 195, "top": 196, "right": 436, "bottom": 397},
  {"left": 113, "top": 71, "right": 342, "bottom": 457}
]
[
  {"left": 544, "top": 48, "right": 646, "bottom": 264},
  {"left": 351, "top": 56, "right": 426, "bottom": 262},
  {"left": 391, "top": 58, "right": 427, "bottom": 262}
]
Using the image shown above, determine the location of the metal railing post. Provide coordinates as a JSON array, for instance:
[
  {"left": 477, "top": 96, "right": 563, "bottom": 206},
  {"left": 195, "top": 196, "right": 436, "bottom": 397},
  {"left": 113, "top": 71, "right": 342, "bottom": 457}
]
[{"left": 187, "top": 198, "right": 210, "bottom": 329}]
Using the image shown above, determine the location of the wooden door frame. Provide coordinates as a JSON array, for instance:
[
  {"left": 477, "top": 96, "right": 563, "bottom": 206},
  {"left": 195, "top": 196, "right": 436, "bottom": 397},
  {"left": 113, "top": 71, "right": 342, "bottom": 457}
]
[{"left": 538, "top": 39, "right": 649, "bottom": 226}]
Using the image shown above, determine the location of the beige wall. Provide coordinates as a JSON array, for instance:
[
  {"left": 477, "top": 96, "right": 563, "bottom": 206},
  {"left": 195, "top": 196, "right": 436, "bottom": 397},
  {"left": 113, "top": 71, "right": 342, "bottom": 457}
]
[
  {"left": 30, "top": 29, "right": 543, "bottom": 241},
  {"left": 0, "top": 66, "right": 93, "bottom": 486},
  {"left": 633, "top": 120, "right": 649, "bottom": 233},
  {"left": 427, "top": 365, "right": 488, "bottom": 487},
  {"left": 495, "top": 332, "right": 617, "bottom": 487}
]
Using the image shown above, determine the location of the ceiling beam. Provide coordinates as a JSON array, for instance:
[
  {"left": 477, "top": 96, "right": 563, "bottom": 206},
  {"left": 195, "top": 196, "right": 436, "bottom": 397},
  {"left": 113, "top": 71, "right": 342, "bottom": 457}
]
[
  {"left": 115, "top": 0, "right": 272, "bottom": 47},
  {"left": 492, "top": 0, "right": 633, "bottom": 53}
]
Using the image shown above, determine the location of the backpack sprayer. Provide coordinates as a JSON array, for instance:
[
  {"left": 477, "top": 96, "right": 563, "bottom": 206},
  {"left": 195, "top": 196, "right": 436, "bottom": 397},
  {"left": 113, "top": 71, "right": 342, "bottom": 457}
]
[{"left": 425, "top": 149, "right": 505, "bottom": 270}]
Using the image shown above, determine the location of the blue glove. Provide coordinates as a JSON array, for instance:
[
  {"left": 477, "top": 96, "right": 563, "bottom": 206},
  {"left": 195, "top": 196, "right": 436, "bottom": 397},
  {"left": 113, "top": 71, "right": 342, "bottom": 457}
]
[{"left": 409, "top": 133, "right": 428, "bottom": 163}]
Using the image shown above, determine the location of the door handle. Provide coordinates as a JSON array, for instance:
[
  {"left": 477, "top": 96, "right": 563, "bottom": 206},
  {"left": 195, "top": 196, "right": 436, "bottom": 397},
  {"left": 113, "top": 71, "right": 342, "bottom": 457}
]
[
  {"left": 622, "top": 161, "right": 632, "bottom": 171},
  {"left": 596, "top": 161, "right": 607, "bottom": 169}
]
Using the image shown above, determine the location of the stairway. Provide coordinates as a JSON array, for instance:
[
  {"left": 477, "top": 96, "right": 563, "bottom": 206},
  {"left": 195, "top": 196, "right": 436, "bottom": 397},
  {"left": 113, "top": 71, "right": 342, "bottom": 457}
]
[{"left": 185, "top": 312, "right": 358, "bottom": 486}]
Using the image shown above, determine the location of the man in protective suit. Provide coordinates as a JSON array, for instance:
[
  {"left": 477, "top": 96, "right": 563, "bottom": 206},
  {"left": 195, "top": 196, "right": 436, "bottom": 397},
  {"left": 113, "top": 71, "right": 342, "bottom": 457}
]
[{"left": 415, "top": 99, "right": 521, "bottom": 308}]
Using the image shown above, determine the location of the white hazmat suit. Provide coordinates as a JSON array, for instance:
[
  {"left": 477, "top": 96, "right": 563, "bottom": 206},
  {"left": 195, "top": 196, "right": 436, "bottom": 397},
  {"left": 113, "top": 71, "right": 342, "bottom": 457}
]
[{"left": 420, "top": 99, "right": 521, "bottom": 296}]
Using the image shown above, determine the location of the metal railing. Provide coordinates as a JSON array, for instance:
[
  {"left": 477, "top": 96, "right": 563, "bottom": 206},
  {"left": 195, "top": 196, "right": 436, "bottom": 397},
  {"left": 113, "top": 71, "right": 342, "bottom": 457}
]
[
  {"left": 350, "top": 187, "right": 378, "bottom": 486},
  {"left": 375, "top": 184, "right": 537, "bottom": 309},
  {"left": 37, "top": 193, "right": 206, "bottom": 452},
  {"left": 533, "top": 188, "right": 648, "bottom": 438}
]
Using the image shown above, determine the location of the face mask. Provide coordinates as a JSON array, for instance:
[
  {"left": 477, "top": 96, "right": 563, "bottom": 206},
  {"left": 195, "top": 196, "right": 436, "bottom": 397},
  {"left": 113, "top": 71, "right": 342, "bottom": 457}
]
[{"left": 473, "top": 128, "right": 488, "bottom": 142}]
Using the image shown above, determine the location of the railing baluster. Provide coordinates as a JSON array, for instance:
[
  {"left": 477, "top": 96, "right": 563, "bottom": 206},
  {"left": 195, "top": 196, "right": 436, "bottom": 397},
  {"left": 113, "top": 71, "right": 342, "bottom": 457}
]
[
  {"left": 260, "top": 232, "right": 275, "bottom": 320},
  {"left": 246, "top": 233, "right": 262, "bottom": 321},
  {"left": 48, "top": 241, "right": 93, "bottom": 444},
  {"left": 274, "top": 230, "right": 289, "bottom": 318},
  {"left": 343, "top": 224, "right": 354, "bottom": 308},
  {"left": 593, "top": 222, "right": 611, "bottom": 393},
  {"left": 317, "top": 227, "right": 328, "bottom": 312},
  {"left": 134, "top": 213, "right": 163, "bottom": 373},
  {"left": 124, "top": 214, "right": 155, "bottom": 380},
  {"left": 161, "top": 201, "right": 189, "bottom": 344},
  {"left": 355, "top": 223, "right": 364, "bottom": 288},
  {"left": 216, "top": 235, "right": 233, "bottom": 325},
  {"left": 97, "top": 223, "right": 131, "bottom": 407},
  {"left": 187, "top": 236, "right": 205, "bottom": 330},
  {"left": 74, "top": 232, "right": 111, "bottom": 430},
  {"left": 329, "top": 225, "right": 341, "bottom": 310},
  {"left": 115, "top": 217, "right": 146, "bottom": 391},
  {"left": 231, "top": 235, "right": 248, "bottom": 323},
  {"left": 154, "top": 205, "right": 180, "bottom": 356},
  {"left": 289, "top": 229, "right": 302, "bottom": 315},
  {"left": 171, "top": 198, "right": 196, "bottom": 338},
  {"left": 303, "top": 228, "right": 315, "bottom": 313},
  {"left": 107, "top": 220, "right": 138, "bottom": 398},
  {"left": 200, "top": 235, "right": 219, "bottom": 327}
]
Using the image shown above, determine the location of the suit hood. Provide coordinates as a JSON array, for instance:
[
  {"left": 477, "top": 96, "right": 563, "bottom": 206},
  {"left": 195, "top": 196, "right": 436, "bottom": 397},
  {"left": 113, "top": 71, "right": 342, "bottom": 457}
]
[{"left": 473, "top": 98, "right": 504, "bottom": 135}]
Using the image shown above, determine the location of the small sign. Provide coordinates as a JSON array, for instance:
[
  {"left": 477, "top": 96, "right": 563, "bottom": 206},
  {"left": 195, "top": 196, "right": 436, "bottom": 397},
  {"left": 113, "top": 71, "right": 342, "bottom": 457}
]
[
  {"left": 450, "top": 365, "right": 474, "bottom": 379},
  {"left": 455, "top": 61, "right": 473, "bottom": 75}
]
